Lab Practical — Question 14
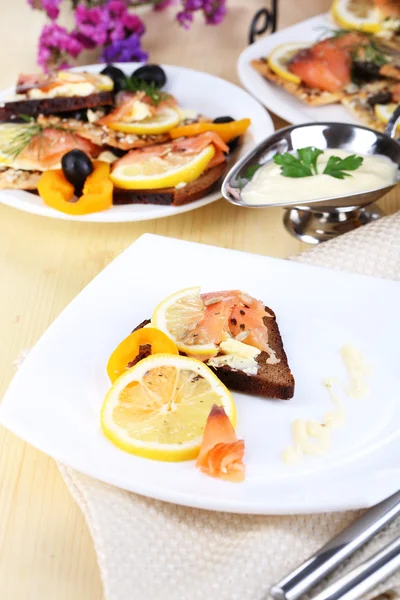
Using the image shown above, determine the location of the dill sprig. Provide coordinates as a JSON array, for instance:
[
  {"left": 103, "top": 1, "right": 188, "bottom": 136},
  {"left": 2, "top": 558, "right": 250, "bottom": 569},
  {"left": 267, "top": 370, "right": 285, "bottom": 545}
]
[
  {"left": 123, "top": 77, "right": 169, "bottom": 105},
  {"left": 0, "top": 116, "right": 77, "bottom": 159},
  {"left": 316, "top": 26, "right": 389, "bottom": 66}
]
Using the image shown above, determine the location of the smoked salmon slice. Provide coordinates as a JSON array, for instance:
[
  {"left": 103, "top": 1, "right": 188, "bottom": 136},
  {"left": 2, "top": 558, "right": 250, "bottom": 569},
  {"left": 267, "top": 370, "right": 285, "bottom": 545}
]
[
  {"left": 18, "top": 128, "right": 100, "bottom": 169},
  {"left": 196, "top": 404, "right": 245, "bottom": 482},
  {"left": 113, "top": 132, "right": 229, "bottom": 171},
  {"left": 183, "top": 290, "right": 274, "bottom": 357},
  {"left": 288, "top": 32, "right": 368, "bottom": 93}
]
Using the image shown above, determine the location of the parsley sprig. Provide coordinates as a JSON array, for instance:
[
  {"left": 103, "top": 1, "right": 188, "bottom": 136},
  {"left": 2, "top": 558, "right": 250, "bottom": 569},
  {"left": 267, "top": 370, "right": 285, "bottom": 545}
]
[
  {"left": 273, "top": 147, "right": 363, "bottom": 179},
  {"left": 323, "top": 154, "right": 364, "bottom": 179},
  {"left": 123, "top": 77, "right": 169, "bottom": 106}
]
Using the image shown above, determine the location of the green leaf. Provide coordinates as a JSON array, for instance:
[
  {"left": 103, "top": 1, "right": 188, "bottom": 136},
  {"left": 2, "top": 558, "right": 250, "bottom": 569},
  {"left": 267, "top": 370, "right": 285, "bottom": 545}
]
[
  {"left": 273, "top": 148, "right": 322, "bottom": 178},
  {"left": 244, "top": 164, "right": 262, "bottom": 179},
  {"left": 297, "top": 146, "right": 323, "bottom": 174},
  {"left": 323, "top": 154, "right": 363, "bottom": 179}
]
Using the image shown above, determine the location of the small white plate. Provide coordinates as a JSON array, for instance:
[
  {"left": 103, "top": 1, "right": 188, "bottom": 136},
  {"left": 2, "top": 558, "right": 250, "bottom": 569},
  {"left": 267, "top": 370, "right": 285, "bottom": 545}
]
[
  {"left": 238, "top": 14, "right": 363, "bottom": 126},
  {"left": 1, "top": 234, "right": 399, "bottom": 514},
  {"left": 0, "top": 63, "right": 273, "bottom": 222}
]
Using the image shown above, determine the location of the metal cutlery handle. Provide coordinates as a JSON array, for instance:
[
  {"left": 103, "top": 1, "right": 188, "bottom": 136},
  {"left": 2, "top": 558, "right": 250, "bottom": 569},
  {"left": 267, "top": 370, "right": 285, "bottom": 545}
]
[
  {"left": 309, "top": 536, "right": 400, "bottom": 600},
  {"left": 270, "top": 490, "right": 400, "bottom": 600}
]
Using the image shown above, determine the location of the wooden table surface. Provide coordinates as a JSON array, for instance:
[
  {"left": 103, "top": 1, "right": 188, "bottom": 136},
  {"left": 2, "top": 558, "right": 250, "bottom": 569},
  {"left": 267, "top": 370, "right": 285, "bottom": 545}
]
[{"left": 1, "top": 1, "right": 399, "bottom": 598}]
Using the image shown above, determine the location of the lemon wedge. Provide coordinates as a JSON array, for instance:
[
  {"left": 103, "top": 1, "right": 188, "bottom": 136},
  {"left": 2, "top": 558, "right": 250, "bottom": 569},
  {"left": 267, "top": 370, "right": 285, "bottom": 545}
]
[
  {"left": 107, "top": 107, "right": 181, "bottom": 135},
  {"left": 267, "top": 42, "right": 309, "bottom": 84},
  {"left": 152, "top": 286, "right": 218, "bottom": 357},
  {"left": 110, "top": 144, "right": 215, "bottom": 190},
  {"left": 331, "top": 0, "right": 382, "bottom": 33},
  {"left": 374, "top": 102, "right": 398, "bottom": 124},
  {"left": 100, "top": 353, "right": 236, "bottom": 461}
]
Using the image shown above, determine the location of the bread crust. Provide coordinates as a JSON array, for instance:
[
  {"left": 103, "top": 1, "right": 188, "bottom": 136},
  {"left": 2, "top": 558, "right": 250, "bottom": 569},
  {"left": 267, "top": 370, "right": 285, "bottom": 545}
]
[
  {"left": 112, "top": 163, "right": 226, "bottom": 207},
  {"left": 0, "top": 92, "right": 113, "bottom": 121}
]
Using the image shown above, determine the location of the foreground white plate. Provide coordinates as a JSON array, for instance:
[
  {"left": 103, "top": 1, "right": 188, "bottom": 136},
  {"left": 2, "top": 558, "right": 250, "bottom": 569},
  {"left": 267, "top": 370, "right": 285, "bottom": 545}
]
[
  {"left": 238, "top": 14, "right": 366, "bottom": 126},
  {"left": 0, "top": 63, "right": 273, "bottom": 222},
  {"left": 1, "top": 234, "right": 400, "bottom": 514}
]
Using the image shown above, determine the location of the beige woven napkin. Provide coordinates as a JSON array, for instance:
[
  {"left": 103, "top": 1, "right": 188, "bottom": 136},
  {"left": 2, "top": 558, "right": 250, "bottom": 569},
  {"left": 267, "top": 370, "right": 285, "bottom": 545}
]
[{"left": 59, "top": 212, "right": 400, "bottom": 600}]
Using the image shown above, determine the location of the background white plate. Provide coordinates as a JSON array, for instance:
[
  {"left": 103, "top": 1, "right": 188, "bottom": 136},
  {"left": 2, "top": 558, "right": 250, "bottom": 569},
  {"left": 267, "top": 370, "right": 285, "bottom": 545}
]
[
  {"left": 1, "top": 234, "right": 399, "bottom": 514},
  {"left": 0, "top": 63, "right": 273, "bottom": 222},
  {"left": 238, "top": 14, "right": 367, "bottom": 126}
]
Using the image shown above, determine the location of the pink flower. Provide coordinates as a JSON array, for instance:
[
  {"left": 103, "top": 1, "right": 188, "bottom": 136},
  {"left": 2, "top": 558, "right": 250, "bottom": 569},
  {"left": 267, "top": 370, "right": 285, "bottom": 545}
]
[
  {"left": 26, "top": 0, "right": 62, "bottom": 20},
  {"left": 38, "top": 23, "right": 84, "bottom": 72}
]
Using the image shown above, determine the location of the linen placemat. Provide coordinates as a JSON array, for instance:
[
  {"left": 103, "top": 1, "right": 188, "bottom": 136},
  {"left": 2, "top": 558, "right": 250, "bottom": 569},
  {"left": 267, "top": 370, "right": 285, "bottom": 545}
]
[{"left": 58, "top": 211, "right": 400, "bottom": 600}]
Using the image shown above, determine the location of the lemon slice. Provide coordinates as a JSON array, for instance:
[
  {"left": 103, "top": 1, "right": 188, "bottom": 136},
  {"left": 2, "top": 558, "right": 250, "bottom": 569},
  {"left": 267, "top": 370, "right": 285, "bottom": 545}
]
[
  {"left": 152, "top": 286, "right": 218, "bottom": 357},
  {"left": 374, "top": 102, "right": 398, "bottom": 124},
  {"left": 267, "top": 42, "right": 309, "bottom": 84},
  {"left": 100, "top": 353, "right": 236, "bottom": 461},
  {"left": 331, "top": 0, "right": 382, "bottom": 32},
  {"left": 107, "top": 107, "right": 181, "bottom": 134},
  {"left": 110, "top": 144, "right": 215, "bottom": 190}
]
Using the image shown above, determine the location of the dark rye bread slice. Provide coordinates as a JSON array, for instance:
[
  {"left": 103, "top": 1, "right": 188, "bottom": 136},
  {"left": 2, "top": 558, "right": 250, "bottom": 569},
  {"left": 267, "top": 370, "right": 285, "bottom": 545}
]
[
  {"left": 112, "top": 163, "right": 226, "bottom": 207},
  {"left": 210, "top": 306, "right": 295, "bottom": 400},
  {"left": 132, "top": 305, "right": 295, "bottom": 400},
  {"left": 0, "top": 92, "right": 113, "bottom": 122}
]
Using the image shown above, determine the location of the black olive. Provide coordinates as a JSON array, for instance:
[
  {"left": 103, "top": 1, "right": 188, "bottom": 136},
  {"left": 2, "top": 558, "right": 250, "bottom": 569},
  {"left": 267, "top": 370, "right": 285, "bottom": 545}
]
[
  {"left": 61, "top": 150, "right": 93, "bottom": 196},
  {"left": 101, "top": 65, "right": 127, "bottom": 94},
  {"left": 352, "top": 61, "right": 381, "bottom": 83},
  {"left": 213, "top": 115, "right": 239, "bottom": 153},
  {"left": 213, "top": 116, "right": 234, "bottom": 124},
  {"left": 367, "top": 91, "right": 393, "bottom": 107},
  {"left": 131, "top": 64, "right": 167, "bottom": 89}
]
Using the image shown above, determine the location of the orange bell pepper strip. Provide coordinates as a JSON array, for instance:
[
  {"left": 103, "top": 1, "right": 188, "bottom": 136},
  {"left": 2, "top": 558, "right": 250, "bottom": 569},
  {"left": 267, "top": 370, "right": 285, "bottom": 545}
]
[
  {"left": 107, "top": 327, "right": 179, "bottom": 382},
  {"left": 37, "top": 161, "right": 113, "bottom": 215},
  {"left": 169, "top": 118, "right": 251, "bottom": 143}
]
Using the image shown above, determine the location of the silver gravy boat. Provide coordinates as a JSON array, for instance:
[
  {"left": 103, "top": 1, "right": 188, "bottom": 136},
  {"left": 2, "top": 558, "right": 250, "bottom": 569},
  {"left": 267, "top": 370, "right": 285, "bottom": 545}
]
[{"left": 222, "top": 108, "right": 400, "bottom": 244}]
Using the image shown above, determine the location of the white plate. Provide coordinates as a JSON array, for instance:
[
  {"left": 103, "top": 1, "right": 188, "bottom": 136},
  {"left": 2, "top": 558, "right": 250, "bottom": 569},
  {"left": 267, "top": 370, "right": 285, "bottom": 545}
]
[
  {"left": 238, "top": 14, "right": 366, "bottom": 126},
  {"left": 0, "top": 63, "right": 273, "bottom": 222},
  {"left": 1, "top": 234, "right": 400, "bottom": 514}
]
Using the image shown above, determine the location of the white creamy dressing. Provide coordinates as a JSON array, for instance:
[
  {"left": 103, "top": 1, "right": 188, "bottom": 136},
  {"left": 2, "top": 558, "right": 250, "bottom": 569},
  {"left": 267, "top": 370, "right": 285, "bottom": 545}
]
[
  {"left": 282, "top": 345, "right": 371, "bottom": 464},
  {"left": 241, "top": 149, "right": 398, "bottom": 206}
]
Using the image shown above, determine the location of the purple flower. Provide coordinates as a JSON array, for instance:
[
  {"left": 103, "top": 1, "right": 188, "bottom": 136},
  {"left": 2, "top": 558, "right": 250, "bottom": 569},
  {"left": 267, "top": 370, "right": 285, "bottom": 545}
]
[
  {"left": 102, "top": 33, "right": 148, "bottom": 63},
  {"left": 75, "top": 5, "right": 110, "bottom": 46},
  {"left": 74, "top": 1, "right": 146, "bottom": 49},
  {"left": 38, "top": 23, "right": 84, "bottom": 72},
  {"left": 177, "top": 0, "right": 226, "bottom": 27}
]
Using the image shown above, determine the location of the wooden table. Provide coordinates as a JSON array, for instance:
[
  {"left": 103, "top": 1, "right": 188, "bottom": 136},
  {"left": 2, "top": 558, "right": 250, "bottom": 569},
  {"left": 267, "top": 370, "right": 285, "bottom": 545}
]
[{"left": 1, "top": 1, "right": 399, "bottom": 598}]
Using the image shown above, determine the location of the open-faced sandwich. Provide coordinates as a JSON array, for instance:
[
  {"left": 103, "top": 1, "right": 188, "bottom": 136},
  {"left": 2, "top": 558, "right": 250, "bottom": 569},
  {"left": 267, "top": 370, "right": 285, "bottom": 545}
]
[
  {"left": 100, "top": 286, "right": 294, "bottom": 481},
  {"left": 0, "top": 64, "right": 251, "bottom": 215},
  {"left": 251, "top": 0, "right": 400, "bottom": 131}
]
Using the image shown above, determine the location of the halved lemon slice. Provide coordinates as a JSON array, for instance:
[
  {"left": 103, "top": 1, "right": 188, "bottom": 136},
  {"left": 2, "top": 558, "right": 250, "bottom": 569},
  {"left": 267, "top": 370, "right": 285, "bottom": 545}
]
[
  {"left": 374, "top": 102, "right": 398, "bottom": 124},
  {"left": 110, "top": 144, "right": 215, "bottom": 190},
  {"left": 100, "top": 353, "right": 236, "bottom": 461},
  {"left": 152, "top": 286, "right": 218, "bottom": 357},
  {"left": 331, "top": 0, "right": 382, "bottom": 33},
  {"left": 107, "top": 107, "right": 181, "bottom": 135},
  {"left": 267, "top": 42, "right": 309, "bottom": 84}
]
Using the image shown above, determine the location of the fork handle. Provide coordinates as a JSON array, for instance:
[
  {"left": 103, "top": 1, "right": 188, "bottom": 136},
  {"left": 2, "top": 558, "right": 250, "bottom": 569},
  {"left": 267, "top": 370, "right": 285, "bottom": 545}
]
[
  {"left": 309, "top": 536, "right": 400, "bottom": 600},
  {"left": 270, "top": 490, "right": 400, "bottom": 600}
]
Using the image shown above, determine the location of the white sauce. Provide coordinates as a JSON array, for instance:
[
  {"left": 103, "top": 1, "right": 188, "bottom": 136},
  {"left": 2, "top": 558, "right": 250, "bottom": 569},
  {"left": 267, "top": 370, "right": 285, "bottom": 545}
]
[
  {"left": 282, "top": 345, "right": 371, "bottom": 465},
  {"left": 241, "top": 149, "right": 398, "bottom": 206}
]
